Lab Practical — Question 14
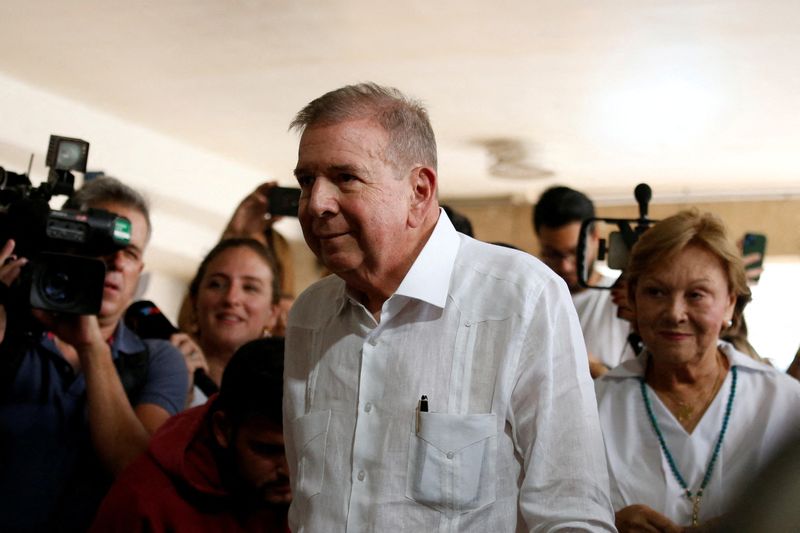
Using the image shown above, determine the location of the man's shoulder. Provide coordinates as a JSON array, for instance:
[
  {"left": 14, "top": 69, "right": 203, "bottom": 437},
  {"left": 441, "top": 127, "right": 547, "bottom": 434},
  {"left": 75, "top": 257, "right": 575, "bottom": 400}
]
[
  {"left": 140, "top": 337, "right": 183, "bottom": 361},
  {"left": 289, "top": 274, "right": 345, "bottom": 327},
  {"left": 452, "top": 238, "right": 564, "bottom": 299},
  {"left": 114, "top": 322, "right": 183, "bottom": 365},
  {"left": 116, "top": 324, "right": 188, "bottom": 414}
]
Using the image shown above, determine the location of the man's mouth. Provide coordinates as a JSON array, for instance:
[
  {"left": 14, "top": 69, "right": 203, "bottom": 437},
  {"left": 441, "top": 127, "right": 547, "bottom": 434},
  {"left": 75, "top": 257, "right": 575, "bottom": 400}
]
[{"left": 317, "top": 231, "right": 348, "bottom": 240}]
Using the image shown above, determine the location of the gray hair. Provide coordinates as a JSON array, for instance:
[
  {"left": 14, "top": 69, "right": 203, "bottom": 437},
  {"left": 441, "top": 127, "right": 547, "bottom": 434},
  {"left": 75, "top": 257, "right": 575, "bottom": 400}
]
[
  {"left": 65, "top": 176, "right": 152, "bottom": 241},
  {"left": 290, "top": 82, "right": 438, "bottom": 171}
]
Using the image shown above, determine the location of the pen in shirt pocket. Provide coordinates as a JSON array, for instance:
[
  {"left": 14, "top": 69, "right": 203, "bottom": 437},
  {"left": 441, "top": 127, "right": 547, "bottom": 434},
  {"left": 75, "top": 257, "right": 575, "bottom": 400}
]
[{"left": 416, "top": 395, "right": 428, "bottom": 433}]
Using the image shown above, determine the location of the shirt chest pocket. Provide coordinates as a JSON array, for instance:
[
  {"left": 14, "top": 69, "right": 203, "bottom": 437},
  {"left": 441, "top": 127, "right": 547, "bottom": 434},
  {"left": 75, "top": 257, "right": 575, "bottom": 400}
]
[
  {"left": 292, "top": 409, "right": 331, "bottom": 500},
  {"left": 405, "top": 412, "right": 497, "bottom": 515}
]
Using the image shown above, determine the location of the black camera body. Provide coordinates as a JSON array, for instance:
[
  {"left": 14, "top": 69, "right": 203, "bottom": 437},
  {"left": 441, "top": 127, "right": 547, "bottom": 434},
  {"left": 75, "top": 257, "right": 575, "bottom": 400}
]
[
  {"left": 0, "top": 135, "right": 131, "bottom": 316},
  {"left": 576, "top": 183, "right": 657, "bottom": 289}
]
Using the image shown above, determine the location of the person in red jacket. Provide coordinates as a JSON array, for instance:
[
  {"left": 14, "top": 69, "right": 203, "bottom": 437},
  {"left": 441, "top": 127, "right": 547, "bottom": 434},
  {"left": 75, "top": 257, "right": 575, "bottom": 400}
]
[{"left": 91, "top": 337, "right": 290, "bottom": 532}]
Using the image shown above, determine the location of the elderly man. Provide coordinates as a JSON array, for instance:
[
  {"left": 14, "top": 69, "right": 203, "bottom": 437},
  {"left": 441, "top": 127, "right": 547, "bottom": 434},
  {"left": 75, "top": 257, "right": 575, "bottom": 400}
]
[
  {"left": 284, "top": 83, "right": 615, "bottom": 532},
  {"left": 0, "top": 177, "right": 187, "bottom": 531}
]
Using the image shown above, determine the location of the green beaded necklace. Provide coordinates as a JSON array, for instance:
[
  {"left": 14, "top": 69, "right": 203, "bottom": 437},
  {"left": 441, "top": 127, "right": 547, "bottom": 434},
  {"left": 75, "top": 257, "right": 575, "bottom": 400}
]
[{"left": 639, "top": 365, "right": 737, "bottom": 527}]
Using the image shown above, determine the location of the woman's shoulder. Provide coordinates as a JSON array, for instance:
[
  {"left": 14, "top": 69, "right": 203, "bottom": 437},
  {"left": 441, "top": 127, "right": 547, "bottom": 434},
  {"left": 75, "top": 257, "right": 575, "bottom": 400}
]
[{"left": 595, "top": 357, "right": 646, "bottom": 400}]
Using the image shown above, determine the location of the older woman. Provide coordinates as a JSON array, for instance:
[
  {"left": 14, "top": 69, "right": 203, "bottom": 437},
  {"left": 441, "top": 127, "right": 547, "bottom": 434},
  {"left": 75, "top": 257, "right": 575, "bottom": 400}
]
[
  {"left": 173, "top": 238, "right": 280, "bottom": 406},
  {"left": 595, "top": 210, "right": 800, "bottom": 531}
]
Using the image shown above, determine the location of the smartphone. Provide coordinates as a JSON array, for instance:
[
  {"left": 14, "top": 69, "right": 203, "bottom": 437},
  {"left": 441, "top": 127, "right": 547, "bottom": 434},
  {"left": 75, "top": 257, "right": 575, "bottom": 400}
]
[
  {"left": 742, "top": 232, "right": 767, "bottom": 281},
  {"left": 267, "top": 186, "right": 301, "bottom": 217}
]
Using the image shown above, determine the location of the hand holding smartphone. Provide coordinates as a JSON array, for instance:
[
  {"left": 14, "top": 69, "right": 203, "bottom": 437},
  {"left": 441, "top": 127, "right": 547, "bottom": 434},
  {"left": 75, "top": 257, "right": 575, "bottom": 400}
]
[
  {"left": 267, "top": 186, "right": 301, "bottom": 217},
  {"left": 742, "top": 232, "right": 767, "bottom": 283}
]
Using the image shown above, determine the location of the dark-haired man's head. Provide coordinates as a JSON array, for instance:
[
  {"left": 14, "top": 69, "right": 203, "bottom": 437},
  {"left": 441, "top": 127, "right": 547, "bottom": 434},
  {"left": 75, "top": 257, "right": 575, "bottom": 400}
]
[
  {"left": 211, "top": 337, "right": 289, "bottom": 506},
  {"left": 532, "top": 186, "right": 598, "bottom": 293}
]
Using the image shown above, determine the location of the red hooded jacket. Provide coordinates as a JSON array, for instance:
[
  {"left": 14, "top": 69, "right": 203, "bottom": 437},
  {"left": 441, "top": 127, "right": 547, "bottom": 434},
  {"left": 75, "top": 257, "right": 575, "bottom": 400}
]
[{"left": 90, "top": 401, "right": 288, "bottom": 532}]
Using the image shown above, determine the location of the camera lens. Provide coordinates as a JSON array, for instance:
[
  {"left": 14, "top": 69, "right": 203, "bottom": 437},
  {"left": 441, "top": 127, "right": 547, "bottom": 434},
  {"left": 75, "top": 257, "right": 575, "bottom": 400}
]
[
  {"left": 30, "top": 253, "right": 105, "bottom": 314},
  {"left": 41, "top": 270, "right": 75, "bottom": 305}
]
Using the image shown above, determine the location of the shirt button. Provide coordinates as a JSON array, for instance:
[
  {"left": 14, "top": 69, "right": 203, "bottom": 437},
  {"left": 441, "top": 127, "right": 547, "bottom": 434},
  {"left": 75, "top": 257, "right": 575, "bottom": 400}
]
[
  {"left": 364, "top": 402, "right": 372, "bottom": 413},
  {"left": 446, "top": 452, "right": 455, "bottom": 459},
  {"left": 357, "top": 470, "right": 366, "bottom": 481},
  {"left": 368, "top": 338, "right": 377, "bottom": 346}
]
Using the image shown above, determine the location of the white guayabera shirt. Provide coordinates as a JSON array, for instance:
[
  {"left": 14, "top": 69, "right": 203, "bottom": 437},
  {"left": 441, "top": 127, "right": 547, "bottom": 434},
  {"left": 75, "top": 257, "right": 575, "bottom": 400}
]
[
  {"left": 596, "top": 342, "right": 800, "bottom": 526},
  {"left": 285, "top": 211, "right": 616, "bottom": 533}
]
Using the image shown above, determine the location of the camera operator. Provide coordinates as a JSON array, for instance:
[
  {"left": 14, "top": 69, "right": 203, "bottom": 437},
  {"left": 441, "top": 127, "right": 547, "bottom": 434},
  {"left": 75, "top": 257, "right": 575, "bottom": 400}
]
[
  {"left": 0, "top": 177, "right": 188, "bottom": 532},
  {"left": 533, "top": 186, "right": 635, "bottom": 378}
]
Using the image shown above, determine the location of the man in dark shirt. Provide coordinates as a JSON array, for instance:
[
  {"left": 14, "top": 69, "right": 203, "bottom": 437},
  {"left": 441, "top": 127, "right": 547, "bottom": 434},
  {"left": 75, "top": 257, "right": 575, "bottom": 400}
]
[{"left": 0, "top": 177, "right": 187, "bottom": 531}]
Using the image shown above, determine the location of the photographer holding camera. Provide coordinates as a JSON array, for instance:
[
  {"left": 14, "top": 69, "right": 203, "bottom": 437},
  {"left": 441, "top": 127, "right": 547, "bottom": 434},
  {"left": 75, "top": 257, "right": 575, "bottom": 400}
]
[{"left": 0, "top": 177, "right": 188, "bottom": 532}]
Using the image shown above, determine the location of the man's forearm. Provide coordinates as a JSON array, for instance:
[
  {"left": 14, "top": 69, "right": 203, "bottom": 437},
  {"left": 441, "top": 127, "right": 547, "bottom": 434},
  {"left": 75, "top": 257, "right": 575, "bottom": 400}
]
[{"left": 79, "top": 341, "right": 150, "bottom": 476}]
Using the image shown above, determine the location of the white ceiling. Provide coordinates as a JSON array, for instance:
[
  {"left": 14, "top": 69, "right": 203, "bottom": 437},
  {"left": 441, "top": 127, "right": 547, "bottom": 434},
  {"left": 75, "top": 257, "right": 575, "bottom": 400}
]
[{"left": 1, "top": 0, "right": 799, "bottom": 205}]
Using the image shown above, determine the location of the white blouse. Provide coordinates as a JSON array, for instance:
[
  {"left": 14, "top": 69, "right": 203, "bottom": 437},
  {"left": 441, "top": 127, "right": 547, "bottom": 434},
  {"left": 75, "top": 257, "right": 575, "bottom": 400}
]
[{"left": 595, "top": 341, "right": 800, "bottom": 526}]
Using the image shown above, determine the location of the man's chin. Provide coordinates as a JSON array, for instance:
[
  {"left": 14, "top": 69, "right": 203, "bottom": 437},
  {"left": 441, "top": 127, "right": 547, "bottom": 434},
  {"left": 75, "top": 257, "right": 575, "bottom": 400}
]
[
  {"left": 98, "top": 298, "right": 126, "bottom": 324},
  {"left": 320, "top": 252, "right": 359, "bottom": 275}
]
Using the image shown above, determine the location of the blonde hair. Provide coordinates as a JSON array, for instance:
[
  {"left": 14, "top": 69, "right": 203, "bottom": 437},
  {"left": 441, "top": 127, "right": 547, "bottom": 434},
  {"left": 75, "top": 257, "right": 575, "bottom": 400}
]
[{"left": 626, "top": 209, "right": 751, "bottom": 330}]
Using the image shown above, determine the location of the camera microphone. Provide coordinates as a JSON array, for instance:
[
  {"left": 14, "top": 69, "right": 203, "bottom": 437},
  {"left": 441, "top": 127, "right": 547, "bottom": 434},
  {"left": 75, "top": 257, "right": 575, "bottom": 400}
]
[
  {"left": 125, "top": 300, "right": 219, "bottom": 397},
  {"left": 634, "top": 183, "right": 652, "bottom": 220}
]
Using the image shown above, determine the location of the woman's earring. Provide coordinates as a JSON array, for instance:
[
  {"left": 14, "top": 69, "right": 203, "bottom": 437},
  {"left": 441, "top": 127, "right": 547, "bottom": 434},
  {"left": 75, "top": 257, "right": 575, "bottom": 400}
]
[{"left": 726, "top": 319, "right": 734, "bottom": 328}]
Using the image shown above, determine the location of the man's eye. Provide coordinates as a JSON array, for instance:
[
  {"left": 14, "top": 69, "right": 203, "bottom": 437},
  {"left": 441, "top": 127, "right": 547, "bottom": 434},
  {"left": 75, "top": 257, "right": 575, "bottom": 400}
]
[
  {"left": 296, "top": 175, "right": 314, "bottom": 188},
  {"left": 339, "top": 174, "right": 357, "bottom": 182}
]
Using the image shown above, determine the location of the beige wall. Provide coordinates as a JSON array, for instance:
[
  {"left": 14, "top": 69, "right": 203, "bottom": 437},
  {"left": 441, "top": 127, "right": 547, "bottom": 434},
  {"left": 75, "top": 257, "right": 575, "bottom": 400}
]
[
  {"left": 444, "top": 197, "right": 800, "bottom": 258},
  {"left": 290, "top": 196, "right": 800, "bottom": 296}
]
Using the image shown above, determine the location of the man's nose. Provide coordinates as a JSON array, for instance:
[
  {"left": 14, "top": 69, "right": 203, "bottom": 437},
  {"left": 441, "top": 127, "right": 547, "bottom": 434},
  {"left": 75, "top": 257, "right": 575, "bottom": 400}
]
[
  {"left": 306, "top": 178, "right": 338, "bottom": 218},
  {"left": 557, "top": 254, "right": 576, "bottom": 273},
  {"left": 103, "top": 250, "right": 124, "bottom": 271},
  {"left": 275, "top": 453, "right": 289, "bottom": 477}
]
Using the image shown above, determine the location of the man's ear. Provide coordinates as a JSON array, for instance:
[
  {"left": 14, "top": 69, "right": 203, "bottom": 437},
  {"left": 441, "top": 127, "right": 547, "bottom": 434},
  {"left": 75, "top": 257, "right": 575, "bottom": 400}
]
[
  {"left": 407, "top": 166, "right": 437, "bottom": 228},
  {"left": 212, "top": 410, "right": 232, "bottom": 449}
]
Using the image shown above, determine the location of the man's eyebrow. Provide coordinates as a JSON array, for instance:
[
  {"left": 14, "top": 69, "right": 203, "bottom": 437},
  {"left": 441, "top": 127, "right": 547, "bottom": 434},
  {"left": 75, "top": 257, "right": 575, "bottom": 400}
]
[
  {"left": 293, "top": 163, "right": 367, "bottom": 178},
  {"left": 330, "top": 163, "right": 365, "bottom": 174},
  {"left": 127, "top": 243, "right": 144, "bottom": 256}
]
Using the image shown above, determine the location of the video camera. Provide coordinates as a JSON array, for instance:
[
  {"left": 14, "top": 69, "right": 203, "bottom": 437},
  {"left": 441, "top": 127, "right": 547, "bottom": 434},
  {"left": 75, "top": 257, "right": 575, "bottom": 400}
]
[
  {"left": 576, "top": 183, "right": 656, "bottom": 289},
  {"left": 0, "top": 135, "right": 131, "bottom": 316}
]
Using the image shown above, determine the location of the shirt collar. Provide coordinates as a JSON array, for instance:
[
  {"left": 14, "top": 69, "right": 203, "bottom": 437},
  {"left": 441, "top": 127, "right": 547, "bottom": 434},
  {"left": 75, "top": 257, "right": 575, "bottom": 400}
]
[
  {"left": 393, "top": 208, "right": 460, "bottom": 309},
  {"left": 606, "top": 339, "right": 769, "bottom": 379},
  {"left": 333, "top": 208, "right": 461, "bottom": 314}
]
